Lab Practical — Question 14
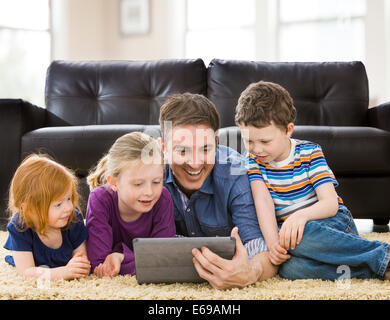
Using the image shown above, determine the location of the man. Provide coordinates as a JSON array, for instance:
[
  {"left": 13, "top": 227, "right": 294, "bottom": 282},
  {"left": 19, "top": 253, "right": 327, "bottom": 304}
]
[{"left": 158, "top": 93, "right": 277, "bottom": 289}]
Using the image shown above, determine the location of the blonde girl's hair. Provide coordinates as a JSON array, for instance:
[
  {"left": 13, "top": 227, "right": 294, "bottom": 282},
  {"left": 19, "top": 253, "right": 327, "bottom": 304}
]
[
  {"left": 8, "top": 154, "right": 81, "bottom": 234},
  {"left": 87, "top": 132, "right": 163, "bottom": 191}
]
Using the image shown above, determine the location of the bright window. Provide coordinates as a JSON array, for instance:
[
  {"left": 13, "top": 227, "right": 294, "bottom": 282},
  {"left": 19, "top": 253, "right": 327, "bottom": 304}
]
[
  {"left": 278, "top": 0, "right": 366, "bottom": 62},
  {"left": 0, "top": 0, "right": 51, "bottom": 106},
  {"left": 185, "top": 0, "right": 256, "bottom": 65}
]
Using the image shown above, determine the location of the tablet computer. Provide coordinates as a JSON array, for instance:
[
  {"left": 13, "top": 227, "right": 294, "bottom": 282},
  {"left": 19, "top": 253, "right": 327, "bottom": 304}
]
[{"left": 133, "top": 237, "right": 236, "bottom": 284}]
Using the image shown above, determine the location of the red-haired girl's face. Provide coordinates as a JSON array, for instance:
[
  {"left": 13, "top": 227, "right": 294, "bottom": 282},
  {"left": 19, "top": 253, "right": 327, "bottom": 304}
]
[{"left": 47, "top": 186, "right": 74, "bottom": 230}]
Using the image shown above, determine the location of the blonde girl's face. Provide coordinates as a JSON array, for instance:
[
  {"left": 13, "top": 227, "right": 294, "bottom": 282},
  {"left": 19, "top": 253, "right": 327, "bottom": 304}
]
[
  {"left": 47, "top": 186, "right": 74, "bottom": 229},
  {"left": 108, "top": 161, "right": 164, "bottom": 220}
]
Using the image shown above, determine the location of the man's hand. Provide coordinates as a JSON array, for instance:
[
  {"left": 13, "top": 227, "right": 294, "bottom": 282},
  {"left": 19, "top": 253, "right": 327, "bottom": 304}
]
[
  {"left": 279, "top": 211, "right": 308, "bottom": 250},
  {"left": 191, "top": 227, "right": 262, "bottom": 290}
]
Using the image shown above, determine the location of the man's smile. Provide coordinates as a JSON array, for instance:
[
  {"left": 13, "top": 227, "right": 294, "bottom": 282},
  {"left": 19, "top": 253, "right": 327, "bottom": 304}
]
[{"left": 184, "top": 168, "right": 203, "bottom": 176}]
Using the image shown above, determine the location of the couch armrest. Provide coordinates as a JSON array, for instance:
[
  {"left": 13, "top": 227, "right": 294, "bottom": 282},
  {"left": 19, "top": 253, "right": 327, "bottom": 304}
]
[
  {"left": 368, "top": 102, "right": 390, "bottom": 131},
  {"left": 0, "top": 99, "right": 46, "bottom": 228}
]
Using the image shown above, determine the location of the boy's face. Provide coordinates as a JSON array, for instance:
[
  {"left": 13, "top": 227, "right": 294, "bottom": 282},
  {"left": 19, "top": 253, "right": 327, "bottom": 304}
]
[
  {"left": 239, "top": 122, "right": 294, "bottom": 163},
  {"left": 160, "top": 124, "right": 217, "bottom": 196}
]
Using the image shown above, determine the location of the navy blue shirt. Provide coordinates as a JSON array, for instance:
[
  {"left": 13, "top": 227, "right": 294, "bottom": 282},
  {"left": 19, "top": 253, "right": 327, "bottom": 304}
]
[
  {"left": 4, "top": 210, "right": 88, "bottom": 268},
  {"left": 164, "top": 144, "right": 263, "bottom": 244}
]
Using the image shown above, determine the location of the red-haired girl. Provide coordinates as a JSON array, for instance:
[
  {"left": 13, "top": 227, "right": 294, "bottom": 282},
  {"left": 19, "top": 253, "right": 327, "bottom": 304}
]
[{"left": 3, "top": 154, "right": 90, "bottom": 280}]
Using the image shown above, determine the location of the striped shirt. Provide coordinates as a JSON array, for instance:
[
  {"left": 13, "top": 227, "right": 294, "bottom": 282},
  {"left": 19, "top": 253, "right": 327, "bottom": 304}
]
[{"left": 246, "top": 139, "right": 344, "bottom": 222}]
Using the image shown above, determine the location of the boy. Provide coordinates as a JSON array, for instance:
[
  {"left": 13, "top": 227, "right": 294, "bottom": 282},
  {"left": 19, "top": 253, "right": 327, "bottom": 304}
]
[{"left": 235, "top": 80, "right": 390, "bottom": 280}]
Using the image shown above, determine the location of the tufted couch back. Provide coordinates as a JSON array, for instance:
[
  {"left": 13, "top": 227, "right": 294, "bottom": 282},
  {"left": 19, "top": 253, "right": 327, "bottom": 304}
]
[
  {"left": 45, "top": 59, "right": 207, "bottom": 126},
  {"left": 207, "top": 59, "right": 369, "bottom": 127},
  {"left": 44, "top": 59, "right": 369, "bottom": 129}
]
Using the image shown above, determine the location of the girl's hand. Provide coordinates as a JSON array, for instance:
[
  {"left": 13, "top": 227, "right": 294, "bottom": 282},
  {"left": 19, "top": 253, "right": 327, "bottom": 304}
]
[
  {"left": 268, "top": 241, "right": 290, "bottom": 265},
  {"left": 65, "top": 251, "right": 91, "bottom": 279},
  {"left": 94, "top": 252, "right": 124, "bottom": 278},
  {"left": 279, "top": 212, "right": 308, "bottom": 251}
]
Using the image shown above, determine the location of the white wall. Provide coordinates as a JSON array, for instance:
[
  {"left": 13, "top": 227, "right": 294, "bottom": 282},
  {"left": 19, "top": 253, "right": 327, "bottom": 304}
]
[
  {"left": 384, "top": 0, "right": 390, "bottom": 104},
  {"left": 52, "top": 0, "right": 184, "bottom": 60},
  {"left": 51, "top": 0, "right": 106, "bottom": 60},
  {"left": 51, "top": 0, "right": 390, "bottom": 106},
  {"left": 104, "top": 0, "right": 185, "bottom": 60},
  {"left": 365, "top": 0, "right": 390, "bottom": 106}
]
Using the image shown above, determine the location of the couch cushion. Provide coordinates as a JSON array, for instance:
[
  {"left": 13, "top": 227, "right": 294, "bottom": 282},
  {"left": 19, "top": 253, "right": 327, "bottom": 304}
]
[
  {"left": 22, "top": 124, "right": 390, "bottom": 177},
  {"left": 217, "top": 126, "right": 390, "bottom": 175},
  {"left": 207, "top": 59, "right": 369, "bottom": 127},
  {"left": 21, "top": 125, "right": 161, "bottom": 176},
  {"left": 45, "top": 59, "right": 207, "bottom": 126}
]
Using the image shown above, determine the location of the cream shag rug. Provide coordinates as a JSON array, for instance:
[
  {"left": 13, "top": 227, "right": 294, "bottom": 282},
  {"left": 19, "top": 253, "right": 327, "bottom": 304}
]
[{"left": 1, "top": 231, "right": 390, "bottom": 300}]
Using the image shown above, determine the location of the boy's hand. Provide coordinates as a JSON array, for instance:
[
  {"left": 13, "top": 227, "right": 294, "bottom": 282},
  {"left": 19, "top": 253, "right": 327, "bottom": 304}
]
[
  {"left": 279, "top": 212, "right": 308, "bottom": 250},
  {"left": 268, "top": 241, "right": 290, "bottom": 265},
  {"left": 94, "top": 252, "right": 124, "bottom": 278}
]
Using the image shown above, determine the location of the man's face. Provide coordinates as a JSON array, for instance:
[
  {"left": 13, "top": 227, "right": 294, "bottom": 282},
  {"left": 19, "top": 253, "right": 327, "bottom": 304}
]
[{"left": 161, "top": 124, "right": 217, "bottom": 196}]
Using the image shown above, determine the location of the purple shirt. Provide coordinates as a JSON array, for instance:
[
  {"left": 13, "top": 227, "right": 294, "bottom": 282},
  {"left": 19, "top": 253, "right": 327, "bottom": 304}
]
[{"left": 85, "top": 186, "right": 175, "bottom": 275}]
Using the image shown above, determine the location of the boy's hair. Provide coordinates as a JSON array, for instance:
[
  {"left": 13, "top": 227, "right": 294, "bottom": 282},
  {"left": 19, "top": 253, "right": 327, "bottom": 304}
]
[
  {"left": 87, "top": 131, "right": 163, "bottom": 190},
  {"left": 235, "top": 81, "right": 296, "bottom": 130},
  {"left": 8, "top": 154, "right": 80, "bottom": 234},
  {"left": 159, "top": 93, "right": 221, "bottom": 141}
]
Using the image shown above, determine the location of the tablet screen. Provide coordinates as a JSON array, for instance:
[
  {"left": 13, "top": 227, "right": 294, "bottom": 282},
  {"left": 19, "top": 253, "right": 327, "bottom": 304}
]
[{"left": 133, "top": 237, "right": 236, "bottom": 284}]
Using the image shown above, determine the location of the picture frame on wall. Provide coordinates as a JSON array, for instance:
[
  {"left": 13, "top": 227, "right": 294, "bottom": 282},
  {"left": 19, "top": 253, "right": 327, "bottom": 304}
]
[{"left": 119, "top": 0, "right": 149, "bottom": 35}]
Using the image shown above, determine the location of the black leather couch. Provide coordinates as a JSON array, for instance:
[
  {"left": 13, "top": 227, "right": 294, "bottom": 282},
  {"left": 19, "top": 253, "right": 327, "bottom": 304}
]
[{"left": 1, "top": 59, "right": 389, "bottom": 230}]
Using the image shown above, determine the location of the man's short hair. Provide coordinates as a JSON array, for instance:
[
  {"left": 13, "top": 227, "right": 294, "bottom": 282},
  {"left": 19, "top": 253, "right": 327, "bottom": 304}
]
[
  {"left": 159, "top": 93, "right": 221, "bottom": 140},
  {"left": 235, "top": 81, "right": 296, "bottom": 130}
]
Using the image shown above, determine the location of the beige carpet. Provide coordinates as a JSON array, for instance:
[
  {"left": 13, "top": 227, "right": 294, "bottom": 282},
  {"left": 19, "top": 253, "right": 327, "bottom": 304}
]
[{"left": 1, "top": 231, "right": 390, "bottom": 300}]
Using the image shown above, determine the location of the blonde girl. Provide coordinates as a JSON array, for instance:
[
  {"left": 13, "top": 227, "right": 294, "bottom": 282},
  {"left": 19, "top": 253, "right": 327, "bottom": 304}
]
[
  {"left": 86, "top": 132, "right": 175, "bottom": 277},
  {"left": 4, "top": 154, "right": 90, "bottom": 280}
]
